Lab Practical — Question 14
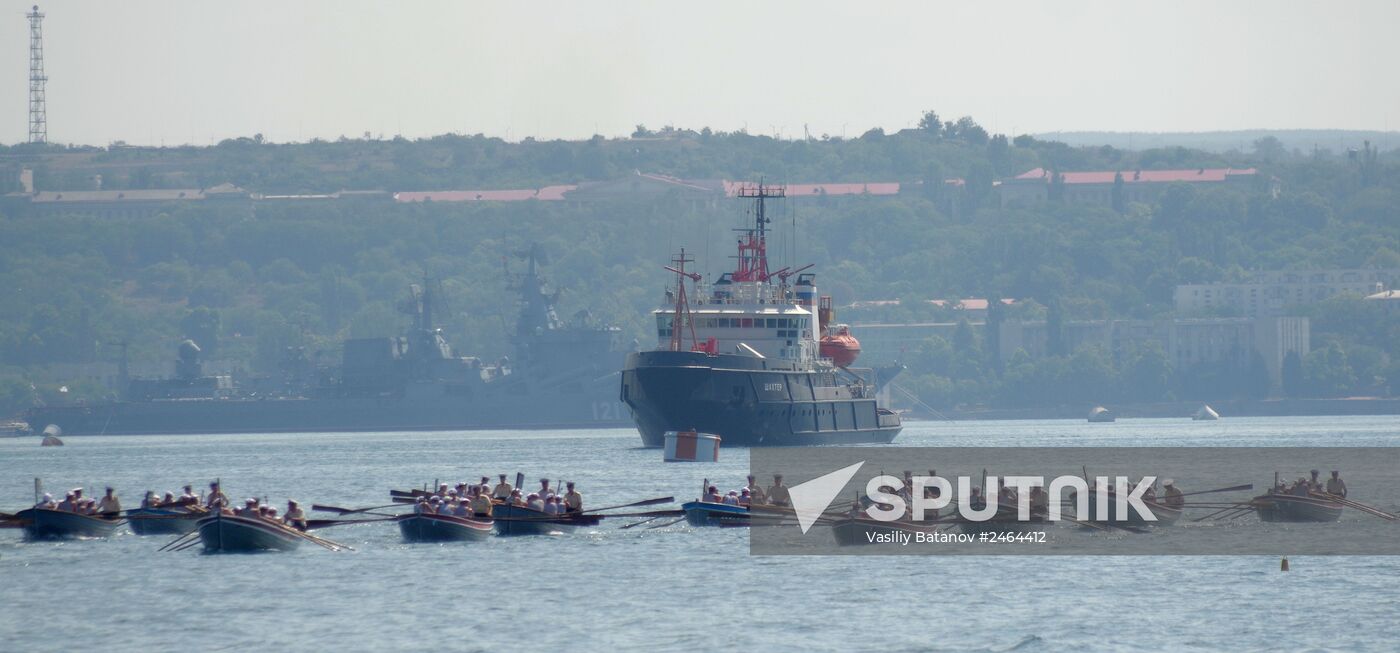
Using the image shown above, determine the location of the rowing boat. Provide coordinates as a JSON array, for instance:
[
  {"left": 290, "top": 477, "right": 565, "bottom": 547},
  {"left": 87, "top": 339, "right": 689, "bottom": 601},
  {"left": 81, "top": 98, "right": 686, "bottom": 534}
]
[
  {"left": 954, "top": 502, "right": 1049, "bottom": 535},
  {"left": 681, "top": 501, "right": 750, "bottom": 527},
  {"left": 127, "top": 506, "right": 202, "bottom": 535},
  {"left": 196, "top": 512, "right": 304, "bottom": 552},
  {"left": 491, "top": 503, "right": 584, "bottom": 536},
  {"left": 830, "top": 517, "right": 942, "bottom": 546},
  {"left": 1080, "top": 490, "right": 1184, "bottom": 526},
  {"left": 1252, "top": 493, "right": 1344, "bottom": 523},
  {"left": 397, "top": 512, "right": 494, "bottom": 542},
  {"left": 15, "top": 508, "right": 121, "bottom": 540}
]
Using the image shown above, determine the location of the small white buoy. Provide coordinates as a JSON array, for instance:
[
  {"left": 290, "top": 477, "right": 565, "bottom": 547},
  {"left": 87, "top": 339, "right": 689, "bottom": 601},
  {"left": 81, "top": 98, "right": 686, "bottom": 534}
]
[{"left": 663, "top": 430, "right": 721, "bottom": 462}]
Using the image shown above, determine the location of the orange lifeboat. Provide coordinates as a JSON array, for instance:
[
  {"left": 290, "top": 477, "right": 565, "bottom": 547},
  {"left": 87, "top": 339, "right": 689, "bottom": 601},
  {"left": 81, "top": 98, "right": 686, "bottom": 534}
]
[{"left": 820, "top": 324, "right": 861, "bottom": 367}]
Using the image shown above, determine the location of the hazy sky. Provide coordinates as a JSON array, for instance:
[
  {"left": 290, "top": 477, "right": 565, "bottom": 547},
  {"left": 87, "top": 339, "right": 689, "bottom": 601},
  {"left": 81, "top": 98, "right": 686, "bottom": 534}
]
[{"left": 3, "top": 0, "right": 1398, "bottom": 146}]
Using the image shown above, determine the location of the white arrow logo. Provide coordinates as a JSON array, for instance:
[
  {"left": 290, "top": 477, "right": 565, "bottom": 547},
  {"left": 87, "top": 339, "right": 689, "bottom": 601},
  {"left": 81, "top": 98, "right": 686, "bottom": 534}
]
[{"left": 788, "top": 461, "right": 865, "bottom": 534}]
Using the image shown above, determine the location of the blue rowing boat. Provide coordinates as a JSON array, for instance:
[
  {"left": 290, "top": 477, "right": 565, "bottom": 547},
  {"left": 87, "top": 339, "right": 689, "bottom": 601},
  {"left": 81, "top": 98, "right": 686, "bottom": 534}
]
[
  {"left": 127, "top": 506, "right": 202, "bottom": 535},
  {"left": 682, "top": 501, "right": 750, "bottom": 527},
  {"left": 196, "top": 512, "right": 304, "bottom": 553},
  {"left": 492, "top": 503, "right": 594, "bottom": 536},
  {"left": 397, "top": 513, "right": 494, "bottom": 542},
  {"left": 16, "top": 508, "right": 121, "bottom": 540}
]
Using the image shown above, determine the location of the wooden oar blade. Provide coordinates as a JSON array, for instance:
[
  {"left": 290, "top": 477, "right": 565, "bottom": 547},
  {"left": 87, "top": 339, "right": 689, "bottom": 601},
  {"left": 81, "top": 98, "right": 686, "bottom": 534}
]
[
  {"left": 304, "top": 516, "right": 396, "bottom": 530},
  {"left": 602, "top": 509, "right": 686, "bottom": 519},
  {"left": 311, "top": 504, "right": 355, "bottom": 514}
]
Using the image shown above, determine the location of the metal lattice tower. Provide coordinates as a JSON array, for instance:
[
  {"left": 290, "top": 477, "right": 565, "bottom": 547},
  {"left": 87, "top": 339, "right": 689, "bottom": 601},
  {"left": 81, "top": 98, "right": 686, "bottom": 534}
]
[{"left": 27, "top": 5, "right": 47, "bottom": 144}]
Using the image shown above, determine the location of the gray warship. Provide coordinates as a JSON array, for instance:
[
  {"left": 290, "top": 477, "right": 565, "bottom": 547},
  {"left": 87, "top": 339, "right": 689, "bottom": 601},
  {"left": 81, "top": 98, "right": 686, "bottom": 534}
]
[{"left": 26, "top": 248, "right": 632, "bottom": 435}]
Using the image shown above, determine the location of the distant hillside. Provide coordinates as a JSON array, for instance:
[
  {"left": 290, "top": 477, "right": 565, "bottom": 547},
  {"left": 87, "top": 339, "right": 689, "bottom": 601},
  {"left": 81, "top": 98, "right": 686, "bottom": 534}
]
[{"left": 1034, "top": 130, "right": 1399, "bottom": 154}]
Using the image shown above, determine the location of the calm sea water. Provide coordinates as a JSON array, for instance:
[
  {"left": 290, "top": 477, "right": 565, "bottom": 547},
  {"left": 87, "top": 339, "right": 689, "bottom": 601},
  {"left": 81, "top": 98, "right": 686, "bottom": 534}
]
[{"left": 2, "top": 416, "right": 1399, "bottom": 652}]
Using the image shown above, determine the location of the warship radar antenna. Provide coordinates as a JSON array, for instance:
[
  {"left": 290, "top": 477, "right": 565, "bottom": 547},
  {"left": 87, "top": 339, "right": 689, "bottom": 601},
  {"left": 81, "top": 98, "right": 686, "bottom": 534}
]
[{"left": 731, "top": 181, "right": 785, "bottom": 282}]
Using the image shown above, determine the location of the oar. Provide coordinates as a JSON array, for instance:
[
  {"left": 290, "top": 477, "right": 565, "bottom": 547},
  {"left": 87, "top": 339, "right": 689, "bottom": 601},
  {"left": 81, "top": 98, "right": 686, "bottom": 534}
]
[
  {"left": 1193, "top": 501, "right": 1254, "bottom": 522},
  {"left": 171, "top": 538, "right": 204, "bottom": 552},
  {"left": 1313, "top": 492, "right": 1398, "bottom": 521},
  {"left": 595, "top": 509, "right": 685, "bottom": 519},
  {"left": 312, "top": 503, "right": 405, "bottom": 515},
  {"left": 159, "top": 531, "right": 200, "bottom": 552},
  {"left": 620, "top": 516, "right": 664, "bottom": 530},
  {"left": 1174, "top": 483, "right": 1253, "bottom": 499},
  {"left": 305, "top": 516, "right": 398, "bottom": 530},
  {"left": 300, "top": 531, "right": 351, "bottom": 551},
  {"left": 646, "top": 516, "right": 687, "bottom": 530},
  {"left": 581, "top": 496, "right": 675, "bottom": 514}
]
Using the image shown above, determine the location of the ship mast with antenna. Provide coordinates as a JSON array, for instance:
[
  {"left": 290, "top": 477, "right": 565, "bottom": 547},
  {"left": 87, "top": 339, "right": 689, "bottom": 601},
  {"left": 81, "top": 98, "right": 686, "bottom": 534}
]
[
  {"left": 664, "top": 248, "right": 701, "bottom": 352},
  {"left": 731, "top": 181, "right": 785, "bottom": 282}
]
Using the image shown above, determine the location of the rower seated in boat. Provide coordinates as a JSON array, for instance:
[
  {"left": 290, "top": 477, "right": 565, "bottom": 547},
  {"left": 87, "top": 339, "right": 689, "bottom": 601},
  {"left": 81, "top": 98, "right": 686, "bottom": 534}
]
[
  {"left": 722, "top": 491, "right": 741, "bottom": 506},
  {"left": 738, "top": 489, "right": 752, "bottom": 508},
  {"left": 705, "top": 485, "right": 722, "bottom": 503},
  {"left": 141, "top": 491, "right": 158, "bottom": 509},
  {"left": 180, "top": 485, "right": 198, "bottom": 505},
  {"left": 563, "top": 482, "right": 583, "bottom": 514},
  {"left": 237, "top": 498, "right": 260, "bottom": 517},
  {"left": 34, "top": 493, "right": 56, "bottom": 510},
  {"left": 767, "top": 475, "right": 791, "bottom": 507},
  {"left": 97, "top": 487, "right": 121, "bottom": 514},
  {"left": 471, "top": 488, "right": 494, "bottom": 518},
  {"left": 206, "top": 482, "right": 229, "bottom": 510},
  {"left": 283, "top": 500, "right": 307, "bottom": 531},
  {"left": 56, "top": 492, "right": 76, "bottom": 512},
  {"left": 526, "top": 493, "right": 545, "bottom": 511},
  {"left": 1290, "top": 478, "right": 1310, "bottom": 497},
  {"left": 493, "top": 474, "right": 514, "bottom": 500},
  {"left": 745, "top": 475, "right": 767, "bottom": 505},
  {"left": 1162, "top": 479, "right": 1184, "bottom": 508},
  {"left": 1325, "top": 471, "right": 1347, "bottom": 498},
  {"left": 968, "top": 487, "right": 986, "bottom": 511},
  {"left": 452, "top": 498, "right": 471, "bottom": 517},
  {"left": 544, "top": 496, "right": 563, "bottom": 515},
  {"left": 509, "top": 489, "right": 526, "bottom": 507},
  {"left": 1029, "top": 486, "right": 1048, "bottom": 513}
]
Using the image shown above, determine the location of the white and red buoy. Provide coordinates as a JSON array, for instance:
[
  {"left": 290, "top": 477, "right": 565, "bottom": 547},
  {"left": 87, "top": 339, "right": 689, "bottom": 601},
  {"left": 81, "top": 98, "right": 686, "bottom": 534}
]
[{"left": 663, "top": 430, "right": 721, "bottom": 462}]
